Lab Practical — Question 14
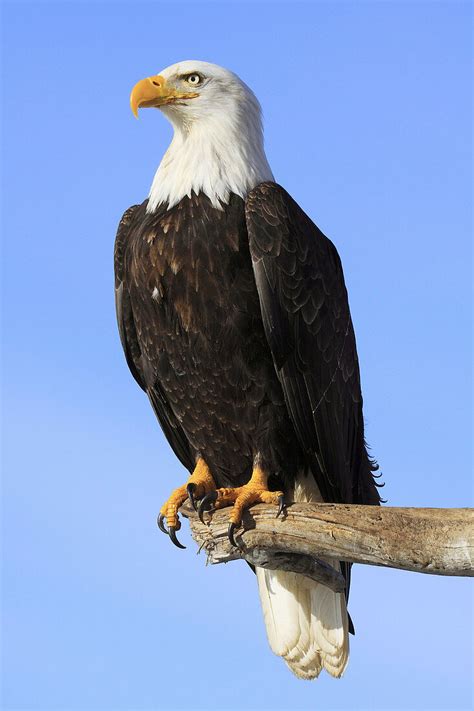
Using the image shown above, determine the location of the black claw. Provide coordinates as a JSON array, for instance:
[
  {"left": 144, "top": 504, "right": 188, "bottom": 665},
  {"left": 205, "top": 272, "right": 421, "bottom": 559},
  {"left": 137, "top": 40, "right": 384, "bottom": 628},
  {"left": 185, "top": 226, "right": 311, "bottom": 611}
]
[
  {"left": 276, "top": 494, "right": 287, "bottom": 518},
  {"left": 168, "top": 526, "right": 186, "bottom": 549},
  {"left": 198, "top": 491, "right": 217, "bottom": 524},
  {"left": 157, "top": 513, "right": 168, "bottom": 535},
  {"left": 187, "top": 483, "right": 197, "bottom": 511},
  {"left": 228, "top": 522, "right": 238, "bottom": 547}
]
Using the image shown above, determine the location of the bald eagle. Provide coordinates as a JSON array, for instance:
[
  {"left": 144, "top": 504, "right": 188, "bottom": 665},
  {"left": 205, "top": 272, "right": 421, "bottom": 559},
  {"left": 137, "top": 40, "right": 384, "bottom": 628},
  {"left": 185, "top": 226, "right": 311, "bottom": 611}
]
[{"left": 115, "top": 60, "right": 381, "bottom": 679}]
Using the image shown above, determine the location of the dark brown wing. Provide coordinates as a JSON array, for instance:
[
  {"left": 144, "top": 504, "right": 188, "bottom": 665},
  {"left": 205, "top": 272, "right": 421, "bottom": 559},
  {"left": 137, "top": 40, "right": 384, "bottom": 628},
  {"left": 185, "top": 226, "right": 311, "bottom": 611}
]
[
  {"left": 245, "top": 182, "right": 380, "bottom": 505},
  {"left": 114, "top": 205, "right": 194, "bottom": 473}
]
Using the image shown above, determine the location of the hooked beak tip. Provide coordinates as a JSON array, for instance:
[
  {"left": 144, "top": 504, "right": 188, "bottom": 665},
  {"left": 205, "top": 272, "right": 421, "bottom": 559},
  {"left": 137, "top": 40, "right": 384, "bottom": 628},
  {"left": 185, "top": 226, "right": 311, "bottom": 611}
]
[{"left": 130, "top": 98, "right": 139, "bottom": 118}]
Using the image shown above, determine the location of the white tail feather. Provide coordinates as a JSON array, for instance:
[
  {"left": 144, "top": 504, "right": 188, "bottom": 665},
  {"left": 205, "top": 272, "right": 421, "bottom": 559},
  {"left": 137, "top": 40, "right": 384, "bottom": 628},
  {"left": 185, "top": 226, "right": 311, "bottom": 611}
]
[{"left": 256, "top": 471, "right": 349, "bottom": 679}]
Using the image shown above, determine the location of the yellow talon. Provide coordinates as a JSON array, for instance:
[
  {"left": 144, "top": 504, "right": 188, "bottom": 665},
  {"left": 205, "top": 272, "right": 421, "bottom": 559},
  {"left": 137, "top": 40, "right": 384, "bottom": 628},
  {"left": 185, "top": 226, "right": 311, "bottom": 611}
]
[
  {"left": 212, "top": 465, "right": 284, "bottom": 526},
  {"left": 159, "top": 458, "right": 216, "bottom": 534}
]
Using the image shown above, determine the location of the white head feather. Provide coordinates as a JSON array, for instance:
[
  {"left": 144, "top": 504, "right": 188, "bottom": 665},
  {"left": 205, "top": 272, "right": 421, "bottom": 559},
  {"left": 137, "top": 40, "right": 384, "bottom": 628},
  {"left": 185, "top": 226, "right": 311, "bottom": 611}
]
[{"left": 146, "top": 60, "right": 274, "bottom": 212}]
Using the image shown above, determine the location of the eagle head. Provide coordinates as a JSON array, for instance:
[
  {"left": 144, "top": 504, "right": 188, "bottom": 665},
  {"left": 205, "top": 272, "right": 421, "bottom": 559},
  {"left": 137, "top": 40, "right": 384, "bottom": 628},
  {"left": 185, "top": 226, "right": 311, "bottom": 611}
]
[
  {"left": 130, "top": 60, "right": 260, "bottom": 126},
  {"left": 130, "top": 60, "right": 273, "bottom": 211}
]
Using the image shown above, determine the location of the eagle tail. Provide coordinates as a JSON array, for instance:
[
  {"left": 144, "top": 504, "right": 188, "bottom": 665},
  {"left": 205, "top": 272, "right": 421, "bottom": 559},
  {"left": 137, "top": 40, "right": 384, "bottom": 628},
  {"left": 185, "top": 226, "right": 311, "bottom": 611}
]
[{"left": 256, "top": 471, "right": 349, "bottom": 680}]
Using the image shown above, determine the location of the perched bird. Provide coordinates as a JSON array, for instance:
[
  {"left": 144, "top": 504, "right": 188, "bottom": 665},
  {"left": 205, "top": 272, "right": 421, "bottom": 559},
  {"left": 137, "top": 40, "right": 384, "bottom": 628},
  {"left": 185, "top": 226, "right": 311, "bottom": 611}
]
[{"left": 115, "top": 60, "right": 381, "bottom": 679}]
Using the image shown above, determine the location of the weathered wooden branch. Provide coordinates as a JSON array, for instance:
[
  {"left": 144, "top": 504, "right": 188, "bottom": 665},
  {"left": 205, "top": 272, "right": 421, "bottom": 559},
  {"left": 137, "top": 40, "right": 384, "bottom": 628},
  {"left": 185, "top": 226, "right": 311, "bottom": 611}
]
[{"left": 180, "top": 502, "right": 474, "bottom": 591}]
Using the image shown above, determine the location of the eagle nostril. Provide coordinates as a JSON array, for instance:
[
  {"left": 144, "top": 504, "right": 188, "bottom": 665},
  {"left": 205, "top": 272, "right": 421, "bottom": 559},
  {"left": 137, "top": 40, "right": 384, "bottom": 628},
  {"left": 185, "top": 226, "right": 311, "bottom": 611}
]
[{"left": 152, "top": 80, "right": 160, "bottom": 87}]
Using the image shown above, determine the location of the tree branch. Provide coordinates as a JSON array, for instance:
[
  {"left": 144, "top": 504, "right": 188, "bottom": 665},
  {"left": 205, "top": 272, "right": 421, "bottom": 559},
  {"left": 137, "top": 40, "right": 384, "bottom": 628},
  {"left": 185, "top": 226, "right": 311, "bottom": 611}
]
[{"left": 180, "top": 502, "right": 473, "bottom": 590}]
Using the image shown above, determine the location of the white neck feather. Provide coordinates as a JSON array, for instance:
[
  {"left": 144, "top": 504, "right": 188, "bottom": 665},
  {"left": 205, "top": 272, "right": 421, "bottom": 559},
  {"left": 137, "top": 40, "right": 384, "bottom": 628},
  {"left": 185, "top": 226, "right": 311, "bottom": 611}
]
[{"left": 147, "top": 103, "right": 273, "bottom": 212}]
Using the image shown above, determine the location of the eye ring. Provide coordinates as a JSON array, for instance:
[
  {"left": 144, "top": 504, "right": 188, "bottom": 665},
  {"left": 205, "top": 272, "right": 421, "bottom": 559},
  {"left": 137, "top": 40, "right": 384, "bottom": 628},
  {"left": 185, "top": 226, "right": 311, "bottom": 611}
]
[{"left": 185, "top": 73, "right": 202, "bottom": 86}]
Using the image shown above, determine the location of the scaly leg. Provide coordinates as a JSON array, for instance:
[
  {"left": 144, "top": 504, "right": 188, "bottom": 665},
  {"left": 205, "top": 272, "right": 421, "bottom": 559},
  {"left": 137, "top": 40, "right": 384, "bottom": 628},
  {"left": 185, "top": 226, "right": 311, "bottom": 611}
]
[
  {"left": 158, "top": 458, "right": 216, "bottom": 548},
  {"left": 198, "top": 465, "right": 285, "bottom": 546}
]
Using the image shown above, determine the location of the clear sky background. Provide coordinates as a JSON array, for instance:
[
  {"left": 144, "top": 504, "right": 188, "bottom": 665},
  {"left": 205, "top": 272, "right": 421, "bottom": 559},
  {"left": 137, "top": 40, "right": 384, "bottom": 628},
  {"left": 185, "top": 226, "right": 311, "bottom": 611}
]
[{"left": 2, "top": 1, "right": 472, "bottom": 709}]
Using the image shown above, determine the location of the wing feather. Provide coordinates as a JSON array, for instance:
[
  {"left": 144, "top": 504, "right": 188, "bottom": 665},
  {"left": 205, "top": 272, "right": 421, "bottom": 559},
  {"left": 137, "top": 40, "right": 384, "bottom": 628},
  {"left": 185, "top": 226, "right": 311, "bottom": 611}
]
[
  {"left": 246, "top": 182, "right": 379, "bottom": 505},
  {"left": 114, "top": 205, "right": 194, "bottom": 473}
]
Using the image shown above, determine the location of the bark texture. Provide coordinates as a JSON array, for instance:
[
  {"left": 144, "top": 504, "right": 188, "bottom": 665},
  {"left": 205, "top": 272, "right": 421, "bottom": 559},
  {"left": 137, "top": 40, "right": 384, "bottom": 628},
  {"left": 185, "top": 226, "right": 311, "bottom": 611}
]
[{"left": 180, "top": 502, "right": 473, "bottom": 591}]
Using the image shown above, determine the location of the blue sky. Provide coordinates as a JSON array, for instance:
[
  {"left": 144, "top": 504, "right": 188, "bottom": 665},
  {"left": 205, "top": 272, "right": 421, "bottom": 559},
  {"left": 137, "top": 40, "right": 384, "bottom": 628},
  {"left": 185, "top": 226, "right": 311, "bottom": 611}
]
[{"left": 2, "top": 1, "right": 472, "bottom": 709}]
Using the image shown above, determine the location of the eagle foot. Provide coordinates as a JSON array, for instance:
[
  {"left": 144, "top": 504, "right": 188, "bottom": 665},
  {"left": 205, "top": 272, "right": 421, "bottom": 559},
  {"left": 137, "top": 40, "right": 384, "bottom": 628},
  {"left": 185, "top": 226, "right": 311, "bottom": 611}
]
[
  {"left": 158, "top": 458, "right": 216, "bottom": 549},
  {"left": 198, "top": 466, "right": 285, "bottom": 547}
]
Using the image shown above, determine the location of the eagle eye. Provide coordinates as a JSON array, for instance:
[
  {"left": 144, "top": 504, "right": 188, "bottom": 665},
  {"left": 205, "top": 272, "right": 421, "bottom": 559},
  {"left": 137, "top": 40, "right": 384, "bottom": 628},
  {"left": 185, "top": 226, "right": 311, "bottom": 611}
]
[{"left": 184, "top": 73, "right": 202, "bottom": 86}]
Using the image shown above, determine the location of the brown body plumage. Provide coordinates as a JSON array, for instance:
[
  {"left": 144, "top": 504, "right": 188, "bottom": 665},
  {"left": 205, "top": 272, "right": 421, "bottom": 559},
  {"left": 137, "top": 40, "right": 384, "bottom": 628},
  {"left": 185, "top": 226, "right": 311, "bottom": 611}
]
[
  {"left": 115, "top": 189, "right": 303, "bottom": 489},
  {"left": 115, "top": 181, "right": 380, "bottom": 509}
]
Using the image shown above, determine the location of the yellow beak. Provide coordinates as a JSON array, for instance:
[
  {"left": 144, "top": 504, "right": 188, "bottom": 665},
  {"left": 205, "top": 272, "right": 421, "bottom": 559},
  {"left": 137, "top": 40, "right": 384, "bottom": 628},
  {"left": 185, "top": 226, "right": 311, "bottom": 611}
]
[{"left": 130, "top": 75, "right": 198, "bottom": 117}]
